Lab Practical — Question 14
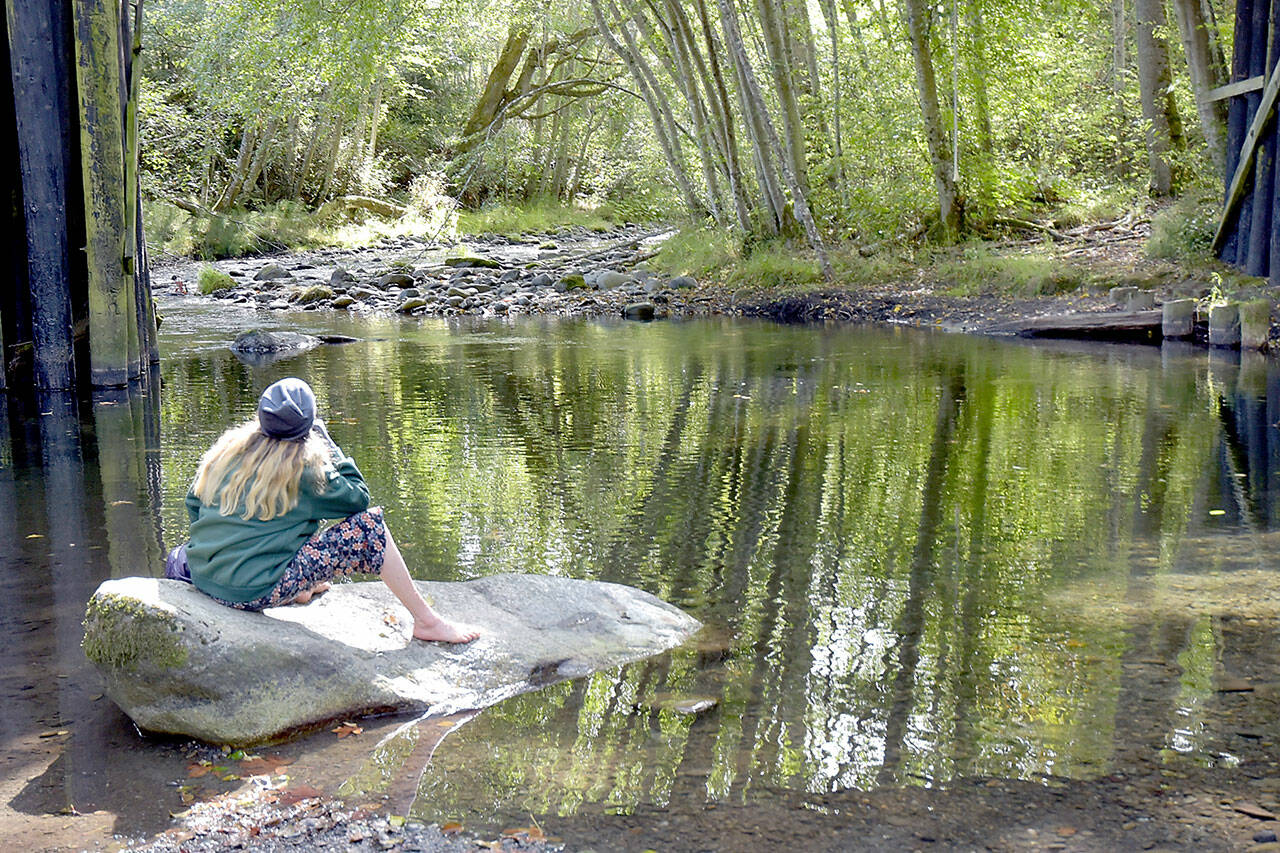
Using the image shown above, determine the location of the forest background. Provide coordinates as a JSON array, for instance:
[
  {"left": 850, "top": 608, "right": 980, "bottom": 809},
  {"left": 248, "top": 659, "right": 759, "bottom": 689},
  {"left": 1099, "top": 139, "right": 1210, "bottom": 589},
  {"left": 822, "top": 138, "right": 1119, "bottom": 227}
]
[{"left": 140, "top": 0, "right": 1231, "bottom": 292}]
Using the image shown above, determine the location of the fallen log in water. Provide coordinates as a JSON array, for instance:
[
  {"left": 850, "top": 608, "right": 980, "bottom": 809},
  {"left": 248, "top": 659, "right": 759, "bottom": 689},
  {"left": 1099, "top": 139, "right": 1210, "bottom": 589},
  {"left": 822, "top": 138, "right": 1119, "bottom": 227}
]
[{"left": 983, "top": 309, "right": 1165, "bottom": 342}]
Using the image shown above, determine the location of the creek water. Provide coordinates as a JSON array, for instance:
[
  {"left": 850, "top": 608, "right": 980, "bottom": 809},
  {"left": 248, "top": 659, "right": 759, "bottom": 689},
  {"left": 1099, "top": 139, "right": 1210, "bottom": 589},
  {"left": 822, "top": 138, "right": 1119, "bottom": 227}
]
[{"left": 4, "top": 295, "right": 1280, "bottom": 843}]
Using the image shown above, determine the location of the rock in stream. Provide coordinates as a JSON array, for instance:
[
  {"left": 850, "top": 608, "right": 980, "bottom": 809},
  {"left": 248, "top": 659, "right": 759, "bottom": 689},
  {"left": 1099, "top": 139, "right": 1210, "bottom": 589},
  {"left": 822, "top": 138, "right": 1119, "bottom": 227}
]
[{"left": 82, "top": 575, "right": 701, "bottom": 744}]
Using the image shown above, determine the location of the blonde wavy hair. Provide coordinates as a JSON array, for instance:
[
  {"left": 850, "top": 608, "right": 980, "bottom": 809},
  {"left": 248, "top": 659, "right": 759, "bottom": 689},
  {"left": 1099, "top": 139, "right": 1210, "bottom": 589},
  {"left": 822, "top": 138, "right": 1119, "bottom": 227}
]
[{"left": 192, "top": 417, "right": 331, "bottom": 520}]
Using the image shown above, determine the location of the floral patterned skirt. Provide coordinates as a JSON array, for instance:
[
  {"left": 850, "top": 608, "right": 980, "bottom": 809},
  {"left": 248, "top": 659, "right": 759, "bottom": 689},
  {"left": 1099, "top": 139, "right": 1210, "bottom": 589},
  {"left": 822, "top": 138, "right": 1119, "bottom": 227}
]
[{"left": 213, "top": 507, "right": 387, "bottom": 611}]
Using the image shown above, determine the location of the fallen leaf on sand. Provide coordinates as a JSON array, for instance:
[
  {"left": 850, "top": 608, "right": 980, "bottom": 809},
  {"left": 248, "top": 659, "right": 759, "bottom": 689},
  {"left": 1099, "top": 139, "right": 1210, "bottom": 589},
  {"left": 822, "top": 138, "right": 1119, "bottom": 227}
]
[
  {"left": 332, "top": 722, "right": 363, "bottom": 738},
  {"left": 238, "top": 755, "right": 294, "bottom": 776}
]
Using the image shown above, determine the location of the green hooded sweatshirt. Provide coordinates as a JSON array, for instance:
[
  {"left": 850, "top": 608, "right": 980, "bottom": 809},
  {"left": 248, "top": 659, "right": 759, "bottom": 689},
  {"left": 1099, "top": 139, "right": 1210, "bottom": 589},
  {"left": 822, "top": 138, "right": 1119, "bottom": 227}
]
[{"left": 186, "top": 454, "right": 371, "bottom": 603}]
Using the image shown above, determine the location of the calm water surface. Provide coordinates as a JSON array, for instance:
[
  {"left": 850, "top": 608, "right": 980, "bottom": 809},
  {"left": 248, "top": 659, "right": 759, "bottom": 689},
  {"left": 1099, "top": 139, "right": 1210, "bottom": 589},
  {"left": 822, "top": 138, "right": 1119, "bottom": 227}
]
[{"left": 4, "top": 297, "right": 1279, "bottom": 838}]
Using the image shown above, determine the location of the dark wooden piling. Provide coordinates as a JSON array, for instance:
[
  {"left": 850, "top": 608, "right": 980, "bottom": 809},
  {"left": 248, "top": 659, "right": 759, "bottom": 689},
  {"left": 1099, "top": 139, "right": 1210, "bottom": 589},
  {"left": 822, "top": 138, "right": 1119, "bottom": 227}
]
[
  {"left": 1247, "top": 0, "right": 1280, "bottom": 276},
  {"left": 0, "top": 0, "right": 152, "bottom": 391},
  {"left": 5, "top": 0, "right": 77, "bottom": 389},
  {"left": 1223, "top": 0, "right": 1255, "bottom": 265}
]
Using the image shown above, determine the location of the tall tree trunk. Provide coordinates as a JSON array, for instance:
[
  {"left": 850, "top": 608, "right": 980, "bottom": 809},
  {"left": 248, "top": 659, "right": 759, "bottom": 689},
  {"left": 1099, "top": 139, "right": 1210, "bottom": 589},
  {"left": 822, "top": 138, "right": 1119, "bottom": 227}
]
[
  {"left": 1170, "top": 0, "right": 1226, "bottom": 171},
  {"left": 752, "top": 0, "right": 810, "bottom": 197},
  {"left": 213, "top": 123, "right": 258, "bottom": 211},
  {"left": 816, "top": 0, "right": 849, "bottom": 204},
  {"left": 901, "top": 0, "right": 962, "bottom": 237},
  {"left": 1134, "top": 0, "right": 1185, "bottom": 196},
  {"left": 460, "top": 24, "right": 529, "bottom": 147},
  {"left": 967, "top": 0, "right": 994, "bottom": 157},
  {"left": 6, "top": 0, "right": 77, "bottom": 388},
  {"left": 633, "top": 0, "right": 725, "bottom": 223},
  {"left": 692, "top": 0, "right": 752, "bottom": 229},
  {"left": 590, "top": 0, "right": 706, "bottom": 218},
  {"left": 367, "top": 74, "right": 382, "bottom": 156},
  {"left": 293, "top": 112, "right": 322, "bottom": 198},
  {"left": 717, "top": 0, "right": 833, "bottom": 277},
  {"left": 73, "top": 0, "right": 132, "bottom": 386},
  {"left": 318, "top": 114, "right": 344, "bottom": 202},
  {"left": 1112, "top": 0, "right": 1128, "bottom": 99}
]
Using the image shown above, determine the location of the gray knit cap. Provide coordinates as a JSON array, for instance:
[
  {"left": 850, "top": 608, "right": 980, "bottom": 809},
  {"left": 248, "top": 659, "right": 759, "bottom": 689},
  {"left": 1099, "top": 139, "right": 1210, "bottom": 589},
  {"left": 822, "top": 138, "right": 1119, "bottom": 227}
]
[{"left": 257, "top": 378, "right": 316, "bottom": 441}]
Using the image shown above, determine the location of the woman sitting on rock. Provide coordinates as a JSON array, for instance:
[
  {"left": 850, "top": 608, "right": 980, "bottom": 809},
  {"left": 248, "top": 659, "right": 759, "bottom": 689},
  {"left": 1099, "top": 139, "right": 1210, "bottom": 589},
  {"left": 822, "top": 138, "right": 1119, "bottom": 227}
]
[{"left": 185, "top": 377, "right": 479, "bottom": 644}]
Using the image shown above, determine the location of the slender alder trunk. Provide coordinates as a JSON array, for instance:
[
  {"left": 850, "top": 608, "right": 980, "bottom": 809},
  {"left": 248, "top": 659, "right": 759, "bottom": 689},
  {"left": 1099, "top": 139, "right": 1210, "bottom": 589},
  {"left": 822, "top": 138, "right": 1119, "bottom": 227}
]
[
  {"left": 753, "top": 0, "right": 810, "bottom": 197},
  {"left": 367, "top": 74, "right": 382, "bottom": 156},
  {"left": 318, "top": 115, "right": 344, "bottom": 202},
  {"left": 1134, "top": 0, "right": 1185, "bottom": 195},
  {"left": 901, "top": 0, "right": 962, "bottom": 237},
  {"left": 73, "top": 0, "right": 131, "bottom": 386},
  {"left": 6, "top": 0, "right": 77, "bottom": 388},
  {"left": 214, "top": 123, "right": 257, "bottom": 211},
  {"left": 693, "top": 0, "right": 752, "bottom": 229},
  {"left": 967, "top": 0, "right": 994, "bottom": 157},
  {"left": 727, "top": 16, "right": 787, "bottom": 231},
  {"left": 718, "top": 0, "right": 833, "bottom": 278},
  {"left": 1112, "top": 0, "right": 1128, "bottom": 99},
  {"left": 239, "top": 116, "right": 277, "bottom": 203},
  {"left": 293, "top": 112, "right": 322, "bottom": 198},
  {"left": 635, "top": 0, "right": 725, "bottom": 223},
  {"left": 816, "top": 0, "right": 849, "bottom": 204},
  {"left": 667, "top": 0, "right": 737, "bottom": 221},
  {"left": 590, "top": 0, "right": 706, "bottom": 218},
  {"left": 1170, "top": 0, "right": 1226, "bottom": 170},
  {"left": 1221, "top": 0, "right": 1252, "bottom": 263}
]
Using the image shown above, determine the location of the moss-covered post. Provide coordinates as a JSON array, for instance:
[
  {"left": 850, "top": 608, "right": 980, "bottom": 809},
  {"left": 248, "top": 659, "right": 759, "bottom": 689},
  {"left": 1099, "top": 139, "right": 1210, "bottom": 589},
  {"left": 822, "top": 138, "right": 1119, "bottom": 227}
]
[
  {"left": 6, "top": 0, "right": 77, "bottom": 389},
  {"left": 73, "top": 0, "right": 132, "bottom": 387}
]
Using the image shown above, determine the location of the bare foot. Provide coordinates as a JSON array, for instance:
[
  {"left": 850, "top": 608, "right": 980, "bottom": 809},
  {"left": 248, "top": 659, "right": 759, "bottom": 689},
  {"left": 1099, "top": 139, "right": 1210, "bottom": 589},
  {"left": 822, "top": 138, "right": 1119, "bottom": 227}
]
[
  {"left": 412, "top": 618, "right": 481, "bottom": 644},
  {"left": 288, "top": 581, "right": 331, "bottom": 605}
]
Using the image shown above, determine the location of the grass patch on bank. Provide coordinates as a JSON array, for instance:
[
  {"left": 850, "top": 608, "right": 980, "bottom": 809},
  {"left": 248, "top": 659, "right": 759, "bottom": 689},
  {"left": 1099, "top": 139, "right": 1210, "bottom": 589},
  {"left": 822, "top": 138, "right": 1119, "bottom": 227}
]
[
  {"left": 456, "top": 199, "right": 619, "bottom": 237},
  {"left": 654, "top": 225, "right": 1110, "bottom": 297},
  {"left": 146, "top": 199, "right": 449, "bottom": 260},
  {"left": 653, "top": 227, "right": 911, "bottom": 292},
  {"left": 934, "top": 245, "right": 1094, "bottom": 297}
]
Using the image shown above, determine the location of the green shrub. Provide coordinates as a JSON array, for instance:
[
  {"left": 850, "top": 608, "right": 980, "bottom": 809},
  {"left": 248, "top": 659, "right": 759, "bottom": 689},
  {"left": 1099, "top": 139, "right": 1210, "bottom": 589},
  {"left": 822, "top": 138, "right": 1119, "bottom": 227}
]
[
  {"left": 1147, "top": 192, "right": 1219, "bottom": 262},
  {"left": 197, "top": 265, "right": 236, "bottom": 294}
]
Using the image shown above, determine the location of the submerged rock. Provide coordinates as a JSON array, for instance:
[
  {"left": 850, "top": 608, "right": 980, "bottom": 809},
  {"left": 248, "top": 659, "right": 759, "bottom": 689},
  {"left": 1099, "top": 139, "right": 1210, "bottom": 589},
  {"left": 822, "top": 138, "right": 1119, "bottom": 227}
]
[
  {"left": 230, "top": 329, "right": 321, "bottom": 354},
  {"left": 82, "top": 575, "right": 700, "bottom": 744}
]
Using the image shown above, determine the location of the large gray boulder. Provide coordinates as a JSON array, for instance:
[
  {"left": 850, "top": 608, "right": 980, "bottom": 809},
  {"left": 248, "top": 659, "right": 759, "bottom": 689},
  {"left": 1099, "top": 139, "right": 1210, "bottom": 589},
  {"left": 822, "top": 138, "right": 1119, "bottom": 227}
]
[{"left": 83, "top": 575, "right": 700, "bottom": 745}]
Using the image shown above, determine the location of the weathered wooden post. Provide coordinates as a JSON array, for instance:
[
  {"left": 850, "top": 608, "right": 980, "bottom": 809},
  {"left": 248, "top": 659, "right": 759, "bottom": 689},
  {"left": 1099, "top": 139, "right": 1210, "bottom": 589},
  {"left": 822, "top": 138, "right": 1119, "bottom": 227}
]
[
  {"left": 73, "top": 0, "right": 134, "bottom": 387},
  {"left": 1239, "top": 298, "right": 1272, "bottom": 348},
  {"left": 1162, "top": 298, "right": 1197, "bottom": 338},
  {"left": 5, "top": 0, "right": 77, "bottom": 389},
  {"left": 1210, "top": 303, "right": 1243, "bottom": 347}
]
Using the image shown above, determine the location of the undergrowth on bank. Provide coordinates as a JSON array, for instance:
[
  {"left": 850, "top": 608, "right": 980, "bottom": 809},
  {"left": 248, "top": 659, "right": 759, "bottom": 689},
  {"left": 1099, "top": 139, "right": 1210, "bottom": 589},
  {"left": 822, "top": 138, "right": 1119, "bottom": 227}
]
[
  {"left": 455, "top": 199, "right": 620, "bottom": 237},
  {"left": 145, "top": 196, "right": 645, "bottom": 260},
  {"left": 653, "top": 225, "right": 1108, "bottom": 297}
]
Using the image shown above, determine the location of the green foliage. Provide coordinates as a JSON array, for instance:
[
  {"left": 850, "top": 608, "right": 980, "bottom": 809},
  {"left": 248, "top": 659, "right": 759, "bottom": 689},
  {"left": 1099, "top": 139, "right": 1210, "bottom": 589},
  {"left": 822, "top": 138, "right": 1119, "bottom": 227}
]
[
  {"left": 456, "top": 199, "right": 618, "bottom": 237},
  {"left": 197, "top": 265, "right": 236, "bottom": 294},
  {"left": 935, "top": 246, "right": 1092, "bottom": 297},
  {"left": 1147, "top": 193, "right": 1221, "bottom": 262},
  {"left": 147, "top": 199, "right": 453, "bottom": 260}
]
